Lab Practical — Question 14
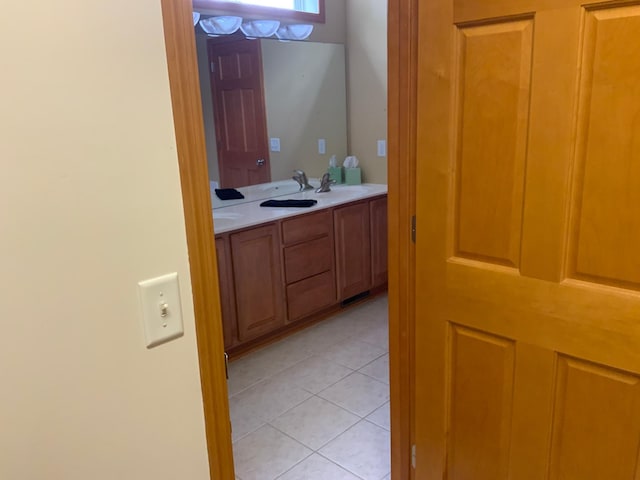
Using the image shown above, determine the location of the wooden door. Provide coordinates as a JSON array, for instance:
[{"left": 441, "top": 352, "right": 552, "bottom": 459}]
[
  {"left": 208, "top": 38, "right": 271, "bottom": 188},
  {"left": 334, "top": 201, "right": 372, "bottom": 300},
  {"left": 415, "top": 1, "right": 640, "bottom": 478},
  {"left": 230, "top": 224, "right": 284, "bottom": 342}
]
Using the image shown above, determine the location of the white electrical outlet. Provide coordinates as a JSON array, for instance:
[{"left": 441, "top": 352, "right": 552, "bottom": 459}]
[
  {"left": 138, "top": 273, "right": 184, "bottom": 348},
  {"left": 270, "top": 137, "right": 281, "bottom": 152},
  {"left": 318, "top": 138, "right": 326, "bottom": 155},
  {"left": 377, "top": 140, "right": 387, "bottom": 157}
]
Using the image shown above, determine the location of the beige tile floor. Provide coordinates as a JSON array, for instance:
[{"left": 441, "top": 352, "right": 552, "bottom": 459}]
[{"left": 228, "top": 294, "right": 390, "bottom": 480}]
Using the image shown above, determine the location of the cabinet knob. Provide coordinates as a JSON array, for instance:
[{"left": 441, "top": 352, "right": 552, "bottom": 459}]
[{"left": 257, "top": 158, "right": 266, "bottom": 166}]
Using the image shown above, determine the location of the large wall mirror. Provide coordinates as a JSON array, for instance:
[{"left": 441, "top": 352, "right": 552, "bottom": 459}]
[{"left": 195, "top": 32, "right": 347, "bottom": 190}]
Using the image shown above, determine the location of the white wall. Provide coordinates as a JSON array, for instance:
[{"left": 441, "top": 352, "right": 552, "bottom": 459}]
[
  {"left": 262, "top": 40, "right": 348, "bottom": 181},
  {"left": 346, "top": 0, "right": 388, "bottom": 184},
  {"left": 0, "top": 1, "right": 211, "bottom": 479}
]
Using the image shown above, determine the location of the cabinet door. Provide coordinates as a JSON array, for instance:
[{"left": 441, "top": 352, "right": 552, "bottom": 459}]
[
  {"left": 215, "top": 236, "right": 237, "bottom": 350},
  {"left": 370, "top": 196, "right": 388, "bottom": 288},
  {"left": 230, "top": 224, "right": 285, "bottom": 341},
  {"left": 334, "top": 202, "right": 372, "bottom": 300}
]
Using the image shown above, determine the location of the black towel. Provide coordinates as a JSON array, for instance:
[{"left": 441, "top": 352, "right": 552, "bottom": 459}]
[
  {"left": 215, "top": 188, "right": 244, "bottom": 200},
  {"left": 260, "top": 199, "right": 318, "bottom": 208}
]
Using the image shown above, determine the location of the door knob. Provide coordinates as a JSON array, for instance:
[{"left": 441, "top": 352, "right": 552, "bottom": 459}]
[{"left": 256, "top": 158, "right": 265, "bottom": 166}]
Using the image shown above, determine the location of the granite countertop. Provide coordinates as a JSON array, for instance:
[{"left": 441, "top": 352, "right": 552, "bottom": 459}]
[{"left": 212, "top": 183, "right": 388, "bottom": 234}]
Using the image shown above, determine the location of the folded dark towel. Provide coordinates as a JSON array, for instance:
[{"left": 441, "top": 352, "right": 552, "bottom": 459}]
[
  {"left": 215, "top": 188, "right": 244, "bottom": 200},
  {"left": 260, "top": 199, "right": 318, "bottom": 208}
]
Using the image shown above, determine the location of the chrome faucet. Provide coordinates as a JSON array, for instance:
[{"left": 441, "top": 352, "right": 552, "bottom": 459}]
[
  {"left": 315, "top": 172, "right": 335, "bottom": 193},
  {"left": 292, "top": 170, "right": 314, "bottom": 191}
]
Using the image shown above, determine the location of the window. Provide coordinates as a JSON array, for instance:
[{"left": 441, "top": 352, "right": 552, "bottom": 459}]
[{"left": 192, "top": 0, "right": 325, "bottom": 23}]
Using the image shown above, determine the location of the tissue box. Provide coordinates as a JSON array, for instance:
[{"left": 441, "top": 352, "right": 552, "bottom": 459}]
[
  {"left": 345, "top": 167, "right": 361, "bottom": 185},
  {"left": 328, "top": 166, "right": 343, "bottom": 184}
]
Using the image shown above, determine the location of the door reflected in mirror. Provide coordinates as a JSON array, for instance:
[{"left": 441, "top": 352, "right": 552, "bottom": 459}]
[{"left": 197, "top": 34, "right": 348, "bottom": 189}]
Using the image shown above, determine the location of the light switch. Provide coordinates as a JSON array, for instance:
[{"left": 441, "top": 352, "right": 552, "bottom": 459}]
[
  {"left": 270, "top": 137, "right": 281, "bottom": 152},
  {"left": 138, "top": 273, "right": 184, "bottom": 348},
  {"left": 318, "top": 138, "right": 326, "bottom": 155},
  {"left": 377, "top": 140, "right": 387, "bottom": 157}
]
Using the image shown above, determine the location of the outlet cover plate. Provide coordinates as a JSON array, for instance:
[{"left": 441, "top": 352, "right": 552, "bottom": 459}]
[
  {"left": 138, "top": 272, "right": 184, "bottom": 348},
  {"left": 318, "top": 138, "right": 326, "bottom": 154}
]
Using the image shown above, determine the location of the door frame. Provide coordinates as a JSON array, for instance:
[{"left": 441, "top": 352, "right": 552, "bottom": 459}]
[{"left": 159, "top": 0, "right": 418, "bottom": 478}]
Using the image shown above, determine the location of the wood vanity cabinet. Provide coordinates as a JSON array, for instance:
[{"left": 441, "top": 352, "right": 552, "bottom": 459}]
[
  {"left": 229, "top": 223, "right": 285, "bottom": 342},
  {"left": 216, "top": 194, "right": 387, "bottom": 352},
  {"left": 334, "top": 201, "right": 372, "bottom": 300},
  {"left": 281, "top": 210, "right": 336, "bottom": 322}
]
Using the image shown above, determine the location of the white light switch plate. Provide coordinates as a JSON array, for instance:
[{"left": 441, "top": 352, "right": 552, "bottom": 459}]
[
  {"left": 377, "top": 140, "right": 387, "bottom": 157},
  {"left": 138, "top": 273, "right": 184, "bottom": 348},
  {"left": 270, "top": 137, "right": 281, "bottom": 152}
]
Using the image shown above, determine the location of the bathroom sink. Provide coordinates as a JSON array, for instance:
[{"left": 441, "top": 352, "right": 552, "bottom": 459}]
[{"left": 213, "top": 211, "right": 242, "bottom": 220}]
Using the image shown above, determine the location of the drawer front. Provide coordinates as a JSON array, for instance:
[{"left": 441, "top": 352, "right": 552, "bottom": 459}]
[
  {"left": 284, "top": 236, "right": 333, "bottom": 284},
  {"left": 282, "top": 210, "right": 332, "bottom": 245},
  {"left": 287, "top": 270, "right": 337, "bottom": 321}
]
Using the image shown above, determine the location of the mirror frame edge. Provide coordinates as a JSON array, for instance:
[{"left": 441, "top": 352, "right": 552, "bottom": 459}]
[{"left": 160, "top": 0, "right": 236, "bottom": 478}]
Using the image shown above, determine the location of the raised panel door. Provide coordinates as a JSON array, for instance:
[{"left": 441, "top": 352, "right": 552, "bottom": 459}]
[
  {"left": 208, "top": 39, "right": 270, "bottom": 188},
  {"left": 415, "top": 1, "right": 640, "bottom": 478}
]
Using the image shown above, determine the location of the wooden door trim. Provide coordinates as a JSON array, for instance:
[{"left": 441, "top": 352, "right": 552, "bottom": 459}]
[
  {"left": 160, "top": 0, "right": 235, "bottom": 478},
  {"left": 388, "top": 0, "right": 418, "bottom": 478}
]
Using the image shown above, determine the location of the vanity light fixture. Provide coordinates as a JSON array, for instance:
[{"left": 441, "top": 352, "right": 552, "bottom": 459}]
[
  {"left": 199, "top": 15, "right": 243, "bottom": 36},
  {"left": 275, "top": 24, "right": 314, "bottom": 41},
  {"left": 240, "top": 19, "right": 280, "bottom": 39}
]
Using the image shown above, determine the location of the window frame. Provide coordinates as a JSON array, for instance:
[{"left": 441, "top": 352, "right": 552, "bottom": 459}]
[{"left": 191, "top": 0, "right": 325, "bottom": 23}]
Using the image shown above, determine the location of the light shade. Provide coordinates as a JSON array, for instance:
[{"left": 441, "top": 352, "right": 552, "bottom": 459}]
[
  {"left": 276, "top": 24, "right": 314, "bottom": 41},
  {"left": 192, "top": 12, "right": 201, "bottom": 26},
  {"left": 240, "top": 19, "right": 280, "bottom": 39},
  {"left": 199, "top": 16, "right": 243, "bottom": 36}
]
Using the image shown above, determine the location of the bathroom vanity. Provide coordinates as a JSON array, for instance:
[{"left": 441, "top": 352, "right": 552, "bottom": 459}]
[{"left": 212, "top": 183, "right": 387, "bottom": 353}]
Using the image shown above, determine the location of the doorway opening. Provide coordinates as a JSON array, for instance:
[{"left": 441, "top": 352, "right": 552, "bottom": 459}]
[{"left": 159, "top": 0, "right": 416, "bottom": 478}]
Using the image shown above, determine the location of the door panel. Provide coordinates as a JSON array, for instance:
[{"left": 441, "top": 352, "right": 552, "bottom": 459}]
[
  {"left": 549, "top": 357, "right": 640, "bottom": 480},
  {"left": 570, "top": 6, "right": 640, "bottom": 288},
  {"left": 415, "top": 1, "right": 640, "bottom": 478},
  {"left": 447, "top": 326, "right": 515, "bottom": 480},
  {"left": 454, "top": 18, "right": 532, "bottom": 267}
]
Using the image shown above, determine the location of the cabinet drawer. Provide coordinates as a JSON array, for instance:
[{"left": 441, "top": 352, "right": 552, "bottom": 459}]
[
  {"left": 282, "top": 210, "right": 332, "bottom": 245},
  {"left": 286, "top": 270, "right": 336, "bottom": 321},
  {"left": 284, "top": 236, "right": 333, "bottom": 284}
]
